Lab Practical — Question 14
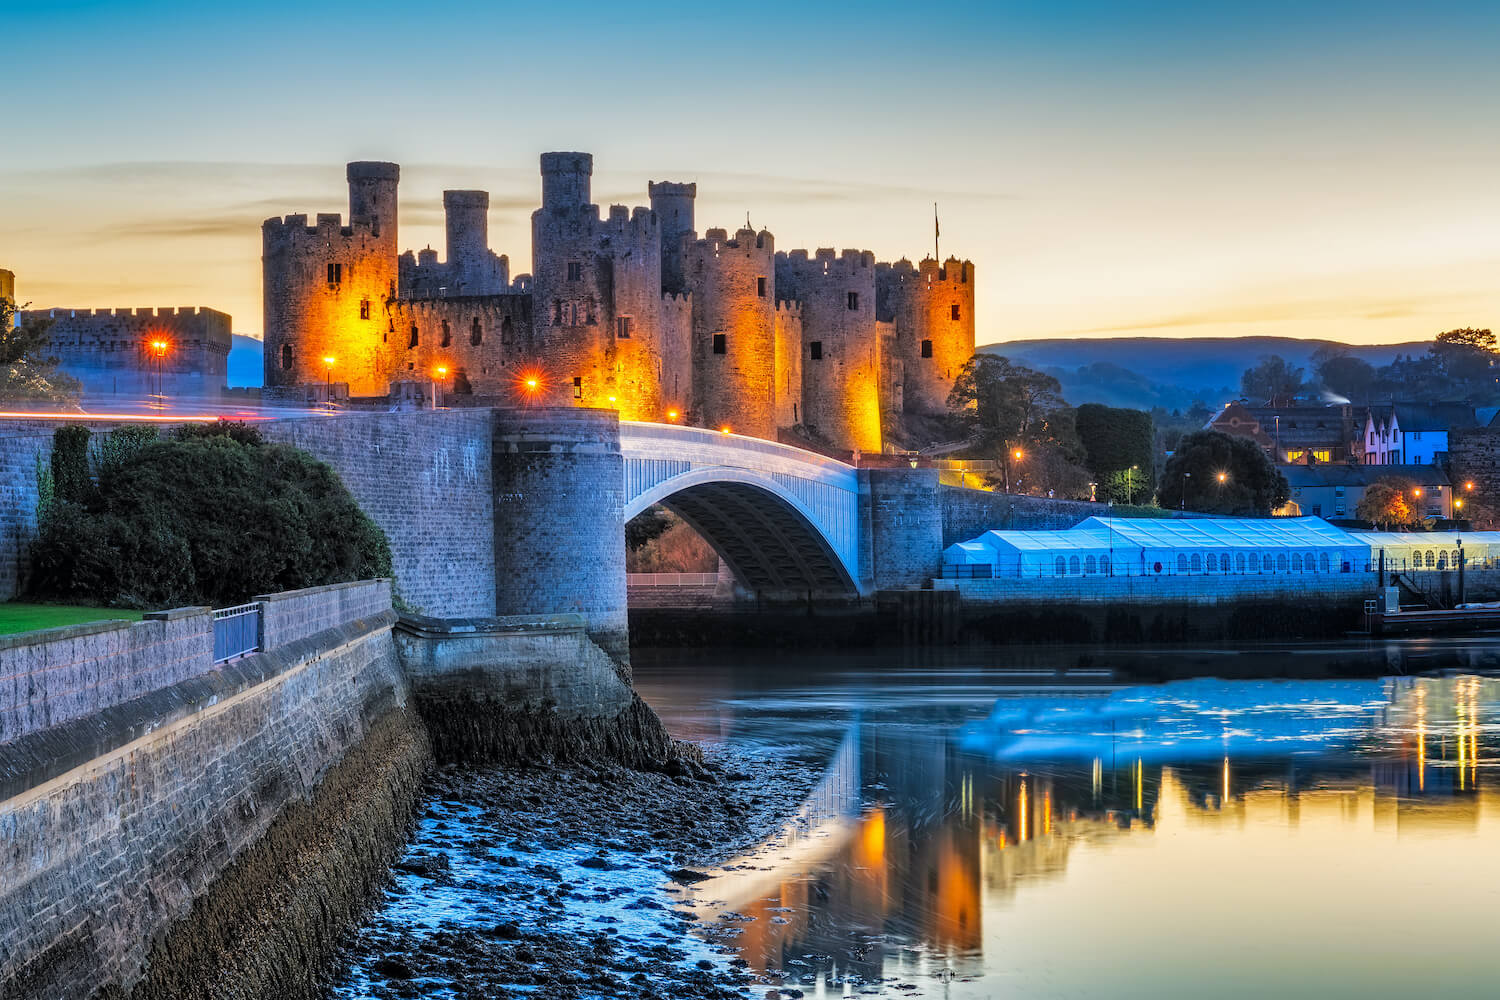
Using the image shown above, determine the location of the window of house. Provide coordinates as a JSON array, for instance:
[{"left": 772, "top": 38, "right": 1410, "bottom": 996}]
[
  {"left": 567, "top": 261, "right": 582, "bottom": 281},
  {"left": 441, "top": 320, "right": 451, "bottom": 348},
  {"left": 713, "top": 333, "right": 727, "bottom": 355},
  {"left": 921, "top": 339, "right": 933, "bottom": 358},
  {"left": 280, "top": 344, "right": 292, "bottom": 371},
  {"left": 1312, "top": 449, "right": 1331, "bottom": 462},
  {"left": 616, "top": 316, "right": 632, "bottom": 339},
  {"left": 359, "top": 299, "right": 370, "bottom": 320},
  {"left": 756, "top": 276, "right": 766, "bottom": 298},
  {"left": 847, "top": 291, "right": 859, "bottom": 311},
  {"left": 573, "top": 376, "right": 582, "bottom": 400},
  {"left": 951, "top": 304, "right": 961, "bottom": 321},
  {"left": 327, "top": 262, "right": 342, "bottom": 284},
  {"left": 810, "top": 341, "right": 823, "bottom": 361},
  {"left": 409, "top": 324, "right": 419, "bottom": 349},
  {"left": 471, "top": 318, "right": 483, "bottom": 345}
]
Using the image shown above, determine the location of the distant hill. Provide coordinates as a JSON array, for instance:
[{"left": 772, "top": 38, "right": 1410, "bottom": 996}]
[
  {"left": 228, "top": 334, "right": 262, "bottom": 388},
  {"left": 982, "top": 336, "right": 1430, "bottom": 412}
]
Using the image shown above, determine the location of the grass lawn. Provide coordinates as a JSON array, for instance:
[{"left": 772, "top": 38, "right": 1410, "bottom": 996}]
[{"left": 0, "top": 603, "right": 144, "bottom": 636}]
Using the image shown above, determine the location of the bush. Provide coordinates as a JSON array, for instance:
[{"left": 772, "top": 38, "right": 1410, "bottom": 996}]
[{"left": 28, "top": 431, "right": 391, "bottom": 609}]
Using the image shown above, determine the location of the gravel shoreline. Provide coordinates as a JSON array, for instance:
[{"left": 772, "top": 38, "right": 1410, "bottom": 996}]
[{"left": 323, "top": 743, "right": 820, "bottom": 999}]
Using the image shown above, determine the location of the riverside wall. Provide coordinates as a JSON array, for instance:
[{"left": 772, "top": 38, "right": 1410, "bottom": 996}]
[{"left": 0, "top": 580, "right": 430, "bottom": 1000}]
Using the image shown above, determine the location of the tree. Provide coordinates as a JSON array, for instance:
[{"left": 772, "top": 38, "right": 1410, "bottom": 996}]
[
  {"left": 1240, "top": 355, "right": 1305, "bottom": 405},
  {"left": 0, "top": 296, "right": 79, "bottom": 403},
  {"left": 1431, "top": 328, "right": 1497, "bottom": 398},
  {"left": 1311, "top": 347, "right": 1377, "bottom": 402},
  {"left": 1075, "top": 403, "right": 1154, "bottom": 502},
  {"left": 949, "top": 355, "right": 1091, "bottom": 496},
  {"left": 1157, "top": 430, "right": 1289, "bottom": 516},
  {"left": 1355, "top": 477, "right": 1422, "bottom": 529}
]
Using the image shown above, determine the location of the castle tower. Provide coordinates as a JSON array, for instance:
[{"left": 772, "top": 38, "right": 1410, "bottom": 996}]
[
  {"left": 648, "top": 181, "right": 696, "bottom": 295},
  {"left": 686, "top": 227, "right": 778, "bottom": 438},
  {"left": 0, "top": 269, "right": 14, "bottom": 303},
  {"left": 776, "top": 248, "right": 882, "bottom": 453},
  {"left": 445, "top": 190, "right": 489, "bottom": 284},
  {"left": 876, "top": 256, "right": 976, "bottom": 415},
  {"left": 530, "top": 152, "right": 665, "bottom": 419},
  {"left": 262, "top": 161, "right": 401, "bottom": 396}
]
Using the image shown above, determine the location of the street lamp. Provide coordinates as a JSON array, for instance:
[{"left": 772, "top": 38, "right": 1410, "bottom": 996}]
[
  {"left": 1128, "top": 464, "right": 1138, "bottom": 505},
  {"left": 1007, "top": 447, "right": 1024, "bottom": 494},
  {"left": 1181, "top": 471, "right": 1193, "bottom": 511},
  {"left": 1088, "top": 481, "right": 1098, "bottom": 502},
  {"left": 1216, "top": 470, "right": 1228, "bottom": 485},
  {"left": 432, "top": 365, "right": 448, "bottom": 409},
  {"left": 149, "top": 338, "right": 170, "bottom": 402},
  {"left": 322, "top": 356, "right": 335, "bottom": 408}
]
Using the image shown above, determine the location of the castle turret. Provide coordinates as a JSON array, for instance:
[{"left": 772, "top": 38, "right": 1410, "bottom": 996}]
[
  {"left": 0, "top": 269, "right": 14, "bottom": 303},
  {"left": 877, "top": 256, "right": 975, "bottom": 415},
  {"left": 347, "top": 161, "right": 400, "bottom": 243},
  {"left": 777, "top": 248, "right": 882, "bottom": 453},
  {"left": 649, "top": 181, "right": 696, "bottom": 295},
  {"left": 540, "top": 152, "right": 592, "bottom": 212},
  {"left": 445, "top": 190, "right": 489, "bottom": 276},
  {"left": 687, "top": 227, "right": 778, "bottom": 438}
]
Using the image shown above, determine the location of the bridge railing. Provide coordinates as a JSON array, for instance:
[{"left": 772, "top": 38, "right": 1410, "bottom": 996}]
[
  {"left": 626, "top": 572, "right": 719, "bottom": 588},
  {"left": 212, "top": 603, "right": 262, "bottom": 663}
]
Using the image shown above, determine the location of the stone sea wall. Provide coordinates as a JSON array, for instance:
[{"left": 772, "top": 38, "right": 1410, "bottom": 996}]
[{"left": 0, "top": 581, "right": 428, "bottom": 1000}]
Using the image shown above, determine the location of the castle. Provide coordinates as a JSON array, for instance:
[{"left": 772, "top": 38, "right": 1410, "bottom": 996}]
[{"left": 263, "top": 154, "right": 975, "bottom": 452}]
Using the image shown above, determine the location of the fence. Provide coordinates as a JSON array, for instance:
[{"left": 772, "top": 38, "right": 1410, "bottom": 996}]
[
  {"left": 626, "top": 572, "right": 719, "bottom": 587},
  {"left": 212, "top": 603, "right": 262, "bottom": 663}
]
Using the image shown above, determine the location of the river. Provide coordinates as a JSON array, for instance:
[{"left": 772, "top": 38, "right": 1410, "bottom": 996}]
[{"left": 632, "top": 641, "right": 1500, "bottom": 999}]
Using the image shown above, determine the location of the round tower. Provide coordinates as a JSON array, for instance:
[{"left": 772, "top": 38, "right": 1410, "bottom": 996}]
[
  {"left": 347, "top": 161, "right": 400, "bottom": 244},
  {"left": 879, "top": 257, "right": 976, "bottom": 415},
  {"left": 687, "top": 227, "right": 777, "bottom": 438},
  {"left": 776, "top": 248, "right": 882, "bottom": 453},
  {"left": 444, "top": 189, "right": 489, "bottom": 279},
  {"left": 540, "top": 152, "right": 592, "bottom": 212},
  {"left": 648, "top": 181, "right": 696, "bottom": 295}
]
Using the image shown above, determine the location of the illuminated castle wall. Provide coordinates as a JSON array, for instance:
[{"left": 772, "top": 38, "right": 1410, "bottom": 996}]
[{"left": 262, "top": 154, "right": 975, "bottom": 452}]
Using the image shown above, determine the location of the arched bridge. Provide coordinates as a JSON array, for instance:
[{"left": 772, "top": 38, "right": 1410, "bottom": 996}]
[{"left": 619, "top": 422, "right": 860, "bottom": 595}]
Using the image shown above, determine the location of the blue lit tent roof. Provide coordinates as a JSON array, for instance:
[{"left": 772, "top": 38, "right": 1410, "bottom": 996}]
[{"left": 1070, "top": 515, "right": 1361, "bottom": 550}]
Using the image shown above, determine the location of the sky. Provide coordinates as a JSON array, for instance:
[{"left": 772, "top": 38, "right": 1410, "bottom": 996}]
[{"left": 3, "top": 0, "right": 1498, "bottom": 347}]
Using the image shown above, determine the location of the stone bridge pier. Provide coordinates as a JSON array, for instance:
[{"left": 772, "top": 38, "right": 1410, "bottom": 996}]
[{"left": 260, "top": 407, "right": 945, "bottom": 663}]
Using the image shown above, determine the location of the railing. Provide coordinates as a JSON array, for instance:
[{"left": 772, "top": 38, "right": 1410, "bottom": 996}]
[
  {"left": 625, "top": 572, "right": 719, "bottom": 587},
  {"left": 213, "top": 603, "right": 262, "bottom": 663}
]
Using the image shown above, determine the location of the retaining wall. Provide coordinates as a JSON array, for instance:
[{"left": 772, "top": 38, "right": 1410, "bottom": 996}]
[
  {"left": 0, "top": 428, "right": 52, "bottom": 602},
  {"left": 0, "top": 581, "right": 422, "bottom": 1000},
  {"left": 940, "top": 486, "right": 1101, "bottom": 547}
]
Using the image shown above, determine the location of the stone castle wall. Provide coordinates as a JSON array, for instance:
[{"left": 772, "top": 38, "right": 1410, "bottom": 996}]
[
  {"left": 17, "top": 306, "right": 231, "bottom": 397},
  {"left": 940, "top": 485, "right": 1103, "bottom": 547}
]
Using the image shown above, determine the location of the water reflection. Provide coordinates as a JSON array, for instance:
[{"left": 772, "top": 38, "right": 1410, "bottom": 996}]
[{"left": 635, "top": 661, "right": 1500, "bottom": 998}]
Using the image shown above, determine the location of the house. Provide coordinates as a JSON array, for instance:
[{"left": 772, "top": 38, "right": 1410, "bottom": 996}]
[
  {"left": 1282, "top": 464, "right": 1452, "bottom": 520},
  {"left": 1208, "top": 402, "right": 1358, "bottom": 465},
  {"left": 1359, "top": 403, "right": 1475, "bottom": 465}
]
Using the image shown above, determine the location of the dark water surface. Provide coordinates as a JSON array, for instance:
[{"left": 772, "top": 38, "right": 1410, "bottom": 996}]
[{"left": 633, "top": 641, "right": 1500, "bottom": 999}]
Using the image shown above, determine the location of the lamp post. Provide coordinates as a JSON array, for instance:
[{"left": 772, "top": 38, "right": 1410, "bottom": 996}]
[
  {"left": 1007, "top": 447, "right": 1024, "bottom": 494},
  {"left": 322, "top": 356, "right": 335, "bottom": 409},
  {"left": 148, "top": 338, "right": 170, "bottom": 403},
  {"left": 1181, "top": 471, "right": 1192, "bottom": 511},
  {"left": 1088, "top": 481, "right": 1097, "bottom": 502},
  {"left": 1128, "top": 464, "right": 1138, "bottom": 505},
  {"left": 432, "top": 365, "right": 447, "bottom": 410}
]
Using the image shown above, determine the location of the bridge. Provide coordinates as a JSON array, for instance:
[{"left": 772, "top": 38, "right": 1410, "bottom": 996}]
[{"left": 620, "top": 422, "right": 860, "bottom": 595}]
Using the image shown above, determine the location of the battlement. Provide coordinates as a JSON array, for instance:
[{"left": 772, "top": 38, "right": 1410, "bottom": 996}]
[
  {"left": 262, "top": 212, "right": 377, "bottom": 251},
  {"left": 777, "top": 248, "right": 875, "bottom": 271},
  {"left": 24, "top": 306, "right": 231, "bottom": 322},
  {"left": 692, "top": 226, "right": 773, "bottom": 252},
  {"left": 598, "top": 204, "right": 657, "bottom": 238},
  {"left": 348, "top": 161, "right": 400, "bottom": 183},
  {"left": 878, "top": 255, "right": 974, "bottom": 290},
  {"left": 648, "top": 181, "right": 696, "bottom": 199},
  {"left": 776, "top": 299, "right": 803, "bottom": 319},
  {"left": 661, "top": 291, "right": 692, "bottom": 306}
]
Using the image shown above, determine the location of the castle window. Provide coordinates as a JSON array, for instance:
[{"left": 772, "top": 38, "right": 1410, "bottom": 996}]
[
  {"left": 359, "top": 299, "right": 370, "bottom": 320},
  {"left": 567, "top": 261, "right": 582, "bottom": 282},
  {"left": 712, "top": 334, "right": 727, "bottom": 355},
  {"left": 409, "top": 324, "right": 419, "bottom": 349},
  {"left": 441, "top": 320, "right": 451, "bottom": 348},
  {"left": 921, "top": 339, "right": 933, "bottom": 358},
  {"left": 951, "top": 304, "right": 961, "bottom": 321},
  {"left": 280, "top": 344, "right": 292, "bottom": 371},
  {"left": 616, "top": 316, "right": 633, "bottom": 339},
  {"left": 573, "top": 376, "right": 583, "bottom": 400},
  {"left": 756, "top": 277, "right": 766, "bottom": 298},
  {"left": 472, "top": 318, "right": 483, "bottom": 346},
  {"left": 810, "top": 341, "right": 823, "bottom": 361},
  {"left": 499, "top": 316, "right": 511, "bottom": 343},
  {"left": 327, "top": 263, "right": 342, "bottom": 285},
  {"left": 847, "top": 291, "right": 859, "bottom": 311}
]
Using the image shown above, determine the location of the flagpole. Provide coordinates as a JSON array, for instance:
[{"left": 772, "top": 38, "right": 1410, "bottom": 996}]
[{"left": 934, "top": 202, "right": 939, "bottom": 262}]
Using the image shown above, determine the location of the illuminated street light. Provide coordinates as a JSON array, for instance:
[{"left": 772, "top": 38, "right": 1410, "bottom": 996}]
[
  {"left": 321, "top": 356, "right": 335, "bottom": 408},
  {"left": 432, "top": 365, "right": 448, "bottom": 409},
  {"left": 1217, "top": 471, "right": 1228, "bottom": 484},
  {"left": 666, "top": 408, "right": 679, "bottom": 422},
  {"left": 1466, "top": 481, "right": 1475, "bottom": 492},
  {"left": 720, "top": 425, "right": 732, "bottom": 435},
  {"left": 148, "top": 338, "right": 171, "bottom": 401}
]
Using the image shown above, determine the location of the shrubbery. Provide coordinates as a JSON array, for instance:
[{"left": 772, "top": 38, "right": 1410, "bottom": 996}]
[{"left": 28, "top": 422, "right": 392, "bottom": 609}]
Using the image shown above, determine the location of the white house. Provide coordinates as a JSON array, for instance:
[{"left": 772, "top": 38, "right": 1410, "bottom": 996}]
[{"left": 1359, "top": 404, "right": 1474, "bottom": 466}]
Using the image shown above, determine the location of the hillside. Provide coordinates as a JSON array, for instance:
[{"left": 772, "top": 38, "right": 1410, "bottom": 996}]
[{"left": 982, "top": 336, "right": 1430, "bottom": 412}]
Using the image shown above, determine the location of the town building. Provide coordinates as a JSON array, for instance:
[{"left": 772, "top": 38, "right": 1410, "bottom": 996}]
[
  {"left": 1282, "top": 464, "right": 1452, "bottom": 520},
  {"left": 1207, "top": 402, "right": 1359, "bottom": 465},
  {"left": 261, "top": 155, "right": 975, "bottom": 454},
  {"left": 1358, "top": 403, "right": 1476, "bottom": 465}
]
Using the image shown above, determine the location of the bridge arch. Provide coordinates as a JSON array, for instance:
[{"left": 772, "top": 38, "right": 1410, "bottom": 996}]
[{"left": 626, "top": 466, "right": 859, "bottom": 595}]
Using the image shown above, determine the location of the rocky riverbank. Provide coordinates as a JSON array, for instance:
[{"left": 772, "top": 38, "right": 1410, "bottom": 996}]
[{"left": 323, "top": 744, "right": 820, "bottom": 999}]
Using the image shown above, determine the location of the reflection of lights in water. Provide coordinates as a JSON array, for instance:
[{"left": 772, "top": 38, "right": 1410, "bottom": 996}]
[
  {"left": 1043, "top": 788, "right": 1052, "bottom": 836},
  {"left": 1223, "top": 757, "right": 1230, "bottom": 805},
  {"left": 1093, "top": 757, "right": 1102, "bottom": 801},
  {"left": 1018, "top": 779, "right": 1029, "bottom": 843},
  {"left": 1136, "top": 758, "right": 1143, "bottom": 813}
]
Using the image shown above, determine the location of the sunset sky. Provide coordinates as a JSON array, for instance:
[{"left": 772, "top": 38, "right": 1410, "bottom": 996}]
[{"left": 4, "top": 0, "right": 1497, "bottom": 347}]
